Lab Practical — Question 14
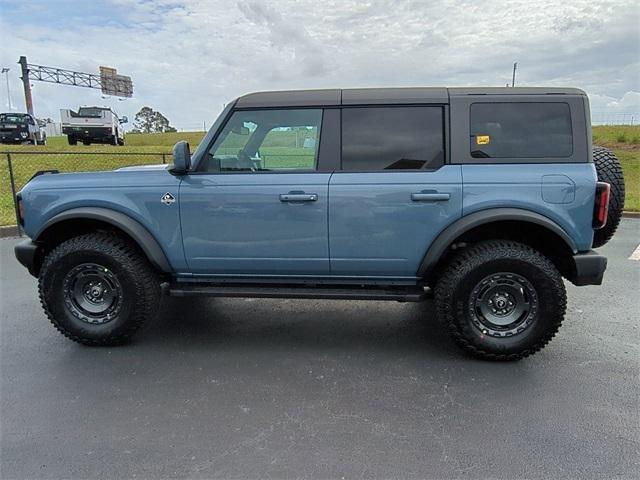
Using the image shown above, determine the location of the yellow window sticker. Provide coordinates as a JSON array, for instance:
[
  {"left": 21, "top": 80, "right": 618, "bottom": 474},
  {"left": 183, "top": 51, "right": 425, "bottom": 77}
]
[{"left": 476, "top": 135, "right": 490, "bottom": 145}]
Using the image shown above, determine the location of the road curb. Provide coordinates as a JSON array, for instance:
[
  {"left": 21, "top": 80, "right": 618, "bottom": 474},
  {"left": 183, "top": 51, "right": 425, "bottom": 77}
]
[
  {"left": 0, "top": 226, "right": 21, "bottom": 238},
  {"left": 622, "top": 211, "right": 640, "bottom": 218}
]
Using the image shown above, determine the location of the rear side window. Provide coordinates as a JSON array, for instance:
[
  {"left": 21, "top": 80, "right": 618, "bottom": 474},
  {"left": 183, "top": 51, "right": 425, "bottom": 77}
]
[
  {"left": 341, "top": 106, "right": 444, "bottom": 171},
  {"left": 470, "top": 103, "right": 572, "bottom": 159}
]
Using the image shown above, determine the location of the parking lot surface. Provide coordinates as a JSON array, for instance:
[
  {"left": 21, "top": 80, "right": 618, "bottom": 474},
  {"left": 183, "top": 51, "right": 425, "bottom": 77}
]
[{"left": 1, "top": 219, "right": 639, "bottom": 479}]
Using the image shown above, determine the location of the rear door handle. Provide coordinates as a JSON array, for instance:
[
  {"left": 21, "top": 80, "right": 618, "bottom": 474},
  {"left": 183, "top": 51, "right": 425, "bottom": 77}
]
[
  {"left": 279, "top": 193, "right": 318, "bottom": 202},
  {"left": 411, "top": 192, "right": 450, "bottom": 202}
]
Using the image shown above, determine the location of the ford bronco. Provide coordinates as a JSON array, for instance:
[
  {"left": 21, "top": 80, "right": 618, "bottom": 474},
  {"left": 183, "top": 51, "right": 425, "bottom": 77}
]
[{"left": 14, "top": 87, "right": 625, "bottom": 360}]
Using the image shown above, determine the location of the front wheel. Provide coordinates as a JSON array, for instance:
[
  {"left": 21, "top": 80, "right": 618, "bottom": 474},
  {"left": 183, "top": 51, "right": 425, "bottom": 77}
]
[
  {"left": 38, "top": 232, "right": 161, "bottom": 345},
  {"left": 435, "top": 240, "right": 566, "bottom": 361}
]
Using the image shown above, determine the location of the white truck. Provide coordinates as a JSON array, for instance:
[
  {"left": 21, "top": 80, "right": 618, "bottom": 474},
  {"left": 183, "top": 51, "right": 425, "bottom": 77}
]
[{"left": 60, "top": 107, "right": 128, "bottom": 146}]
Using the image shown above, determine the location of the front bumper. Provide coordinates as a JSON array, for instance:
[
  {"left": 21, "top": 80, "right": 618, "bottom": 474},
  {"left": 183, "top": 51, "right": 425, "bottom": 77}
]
[
  {"left": 14, "top": 239, "right": 41, "bottom": 277},
  {"left": 570, "top": 250, "right": 607, "bottom": 286}
]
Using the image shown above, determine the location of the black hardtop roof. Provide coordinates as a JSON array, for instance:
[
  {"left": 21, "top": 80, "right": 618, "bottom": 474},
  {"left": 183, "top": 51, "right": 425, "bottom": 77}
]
[{"left": 235, "top": 87, "right": 587, "bottom": 108}]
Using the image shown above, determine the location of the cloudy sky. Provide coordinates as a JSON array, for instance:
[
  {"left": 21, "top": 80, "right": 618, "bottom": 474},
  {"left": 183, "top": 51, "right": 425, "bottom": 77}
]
[{"left": 1, "top": 0, "right": 638, "bottom": 129}]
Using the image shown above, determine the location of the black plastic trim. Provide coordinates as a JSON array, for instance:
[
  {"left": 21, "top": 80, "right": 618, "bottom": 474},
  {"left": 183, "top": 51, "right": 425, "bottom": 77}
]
[
  {"left": 169, "top": 283, "right": 427, "bottom": 302},
  {"left": 14, "top": 239, "right": 39, "bottom": 276},
  {"left": 417, "top": 208, "right": 578, "bottom": 277},
  {"left": 570, "top": 250, "right": 607, "bottom": 286},
  {"left": 35, "top": 207, "right": 172, "bottom": 272}
]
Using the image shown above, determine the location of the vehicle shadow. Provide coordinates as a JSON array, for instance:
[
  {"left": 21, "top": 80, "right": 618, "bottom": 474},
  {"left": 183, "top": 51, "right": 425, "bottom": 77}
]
[{"left": 138, "top": 296, "right": 463, "bottom": 361}]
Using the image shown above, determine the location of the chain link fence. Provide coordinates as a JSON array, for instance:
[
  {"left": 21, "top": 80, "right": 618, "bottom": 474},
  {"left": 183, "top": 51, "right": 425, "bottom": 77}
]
[{"left": 1, "top": 151, "right": 172, "bottom": 228}]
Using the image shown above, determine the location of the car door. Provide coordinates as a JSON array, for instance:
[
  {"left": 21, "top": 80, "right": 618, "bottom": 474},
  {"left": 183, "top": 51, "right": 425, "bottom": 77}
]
[
  {"left": 180, "top": 108, "right": 331, "bottom": 276},
  {"left": 328, "top": 105, "right": 462, "bottom": 277}
]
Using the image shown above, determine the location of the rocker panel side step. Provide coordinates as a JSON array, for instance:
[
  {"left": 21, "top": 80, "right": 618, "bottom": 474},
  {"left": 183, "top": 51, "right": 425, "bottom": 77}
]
[{"left": 168, "top": 284, "right": 427, "bottom": 302}]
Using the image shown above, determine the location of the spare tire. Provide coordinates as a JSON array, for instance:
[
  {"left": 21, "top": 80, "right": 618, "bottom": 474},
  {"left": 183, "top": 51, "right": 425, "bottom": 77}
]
[{"left": 592, "top": 146, "right": 625, "bottom": 248}]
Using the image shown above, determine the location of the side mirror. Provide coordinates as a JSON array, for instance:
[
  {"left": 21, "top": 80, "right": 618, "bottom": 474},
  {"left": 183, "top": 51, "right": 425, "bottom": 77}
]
[
  {"left": 119, "top": 116, "right": 128, "bottom": 124},
  {"left": 171, "top": 141, "right": 191, "bottom": 174}
]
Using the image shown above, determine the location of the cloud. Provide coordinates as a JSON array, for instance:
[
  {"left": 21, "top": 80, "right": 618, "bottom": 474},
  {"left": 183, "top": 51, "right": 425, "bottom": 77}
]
[
  {"left": 0, "top": 0, "right": 637, "bottom": 129},
  {"left": 237, "top": 1, "right": 326, "bottom": 76}
]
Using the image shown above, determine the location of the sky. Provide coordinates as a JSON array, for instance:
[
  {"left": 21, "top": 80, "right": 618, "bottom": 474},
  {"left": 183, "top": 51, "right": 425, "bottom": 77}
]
[{"left": 0, "top": 0, "right": 638, "bottom": 130}]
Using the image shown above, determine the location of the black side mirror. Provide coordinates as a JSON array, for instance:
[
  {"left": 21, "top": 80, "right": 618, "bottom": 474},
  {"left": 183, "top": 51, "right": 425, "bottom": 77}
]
[
  {"left": 171, "top": 141, "right": 191, "bottom": 174},
  {"left": 120, "top": 116, "right": 128, "bottom": 124}
]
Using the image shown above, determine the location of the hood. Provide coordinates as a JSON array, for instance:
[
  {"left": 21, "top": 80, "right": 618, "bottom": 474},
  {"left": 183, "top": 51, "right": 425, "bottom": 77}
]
[{"left": 116, "top": 164, "right": 169, "bottom": 172}]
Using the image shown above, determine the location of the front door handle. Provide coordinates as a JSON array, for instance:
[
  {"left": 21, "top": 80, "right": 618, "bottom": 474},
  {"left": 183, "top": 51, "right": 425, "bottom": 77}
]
[
  {"left": 411, "top": 192, "right": 450, "bottom": 202},
  {"left": 279, "top": 193, "right": 318, "bottom": 202}
]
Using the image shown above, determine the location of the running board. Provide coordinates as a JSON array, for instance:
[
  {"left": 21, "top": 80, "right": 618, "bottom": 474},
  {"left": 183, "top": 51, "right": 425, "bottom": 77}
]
[{"left": 168, "top": 284, "right": 428, "bottom": 302}]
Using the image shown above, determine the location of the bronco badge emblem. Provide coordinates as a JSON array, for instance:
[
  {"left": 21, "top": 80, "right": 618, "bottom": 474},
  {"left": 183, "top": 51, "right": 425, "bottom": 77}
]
[{"left": 161, "top": 193, "right": 175, "bottom": 205}]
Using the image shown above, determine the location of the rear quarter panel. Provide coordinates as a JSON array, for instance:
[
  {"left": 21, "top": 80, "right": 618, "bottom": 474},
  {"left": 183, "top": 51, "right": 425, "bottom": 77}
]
[{"left": 462, "top": 163, "right": 597, "bottom": 251}]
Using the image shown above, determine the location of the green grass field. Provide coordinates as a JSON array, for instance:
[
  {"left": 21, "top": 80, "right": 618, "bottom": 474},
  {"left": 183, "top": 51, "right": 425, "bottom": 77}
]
[{"left": 1, "top": 125, "right": 638, "bottom": 226}]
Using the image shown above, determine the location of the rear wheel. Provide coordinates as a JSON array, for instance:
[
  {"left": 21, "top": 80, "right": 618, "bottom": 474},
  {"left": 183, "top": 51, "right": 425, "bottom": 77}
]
[
  {"left": 38, "top": 232, "right": 161, "bottom": 345},
  {"left": 592, "top": 146, "right": 625, "bottom": 248},
  {"left": 435, "top": 240, "right": 566, "bottom": 361},
  {"left": 82, "top": 139, "right": 91, "bottom": 146},
  {"left": 68, "top": 136, "right": 77, "bottom": 145}
]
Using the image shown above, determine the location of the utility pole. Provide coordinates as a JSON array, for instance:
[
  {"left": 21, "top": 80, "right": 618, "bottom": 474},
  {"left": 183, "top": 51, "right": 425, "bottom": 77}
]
[
  {"left": 1, "top": 67, "right": 11, "bottom": 110},
  {"left": 511, "top": 62, "right": 518, "bottom": 87},
  {"left": 18, "top": 56, "right": 34, "bottom": 115}
]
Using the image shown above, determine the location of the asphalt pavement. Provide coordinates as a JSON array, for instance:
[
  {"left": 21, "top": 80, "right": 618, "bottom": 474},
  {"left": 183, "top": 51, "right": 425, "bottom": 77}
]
[{"left": 1, "top": 220, "right": 639, "bottom": 479}]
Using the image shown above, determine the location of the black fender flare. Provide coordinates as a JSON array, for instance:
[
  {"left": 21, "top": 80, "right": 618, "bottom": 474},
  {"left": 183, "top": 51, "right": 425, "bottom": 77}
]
[
  {"left": 35, "top": 207, "right": 172, "bottom": 272},
  {"left": 417, "top": 208, "right": 578, "bottom": 278}
]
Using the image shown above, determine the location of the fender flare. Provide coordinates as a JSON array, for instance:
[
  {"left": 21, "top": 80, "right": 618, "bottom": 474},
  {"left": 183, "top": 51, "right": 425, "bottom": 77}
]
[
  {"left": 417, "top": 208, "right": 577, "bottom": 277},
  {"left": 35, "top": 207, "right": 172, "bottom": 272}
]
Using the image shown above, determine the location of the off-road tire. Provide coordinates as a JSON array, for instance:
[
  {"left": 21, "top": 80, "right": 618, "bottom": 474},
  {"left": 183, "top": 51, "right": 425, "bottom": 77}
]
[
  {"left": 82, "top": 140, "right": 91, "bottom": 146},
  {"left": 68, "top": 136, "right": 77, "bottom": 146},
  {"left": 593, "top": 146, "right": 625, "bottom": 248},
  {"left": 435, "top": 240, "right": 566, "bottom": 361},
  {"left": 38, "top": 232, "right": 160, "bottom": 345}
]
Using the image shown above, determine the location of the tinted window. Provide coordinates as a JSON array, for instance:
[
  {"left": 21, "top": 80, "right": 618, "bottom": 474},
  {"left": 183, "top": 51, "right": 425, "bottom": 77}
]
[
  {"left": 199, "top": 109, "right": 322, "bottom": 172},
  {"left": 470, "top": 103, "right": 572, "bottom": 158},
  {"left": 76, "top": 108, "right": 105, "bottom": 118},
  {"left": 341, "top": 107, "right": 444, "bottom": 171}
]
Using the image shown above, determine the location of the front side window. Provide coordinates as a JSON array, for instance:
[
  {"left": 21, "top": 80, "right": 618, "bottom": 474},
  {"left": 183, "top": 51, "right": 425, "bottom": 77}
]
[
  {"left": 199, "top": 109, "right": 322, "bottom": 172},
  {"left": 470, "top": 103, "right": 573, "bottom": 159},
  {"left": 341, "top": 106, "right": 445, "bottom": 171}
]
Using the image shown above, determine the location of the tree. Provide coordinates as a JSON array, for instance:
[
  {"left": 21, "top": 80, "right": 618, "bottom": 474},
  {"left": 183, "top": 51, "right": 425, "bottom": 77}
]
[{"left": 132, "top": 106, "right": 176, "bottom": 133}]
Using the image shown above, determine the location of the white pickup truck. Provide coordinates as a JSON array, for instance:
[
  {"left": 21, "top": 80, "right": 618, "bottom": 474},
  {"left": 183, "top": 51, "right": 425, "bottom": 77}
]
[{"left": 60, "top": 106, "right": 128, "bottom": 146}]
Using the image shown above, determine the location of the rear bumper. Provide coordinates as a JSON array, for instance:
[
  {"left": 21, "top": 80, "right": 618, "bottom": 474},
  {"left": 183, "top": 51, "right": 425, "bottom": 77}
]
[
  {"left": 570, "top": 250, "right": 607, "bottom": 286},
  {"left": 63, "top": 126, "right": 113, "bottom": 140},
  {"left": 14, "top": 239, "right": 40, "bottom": 277}
]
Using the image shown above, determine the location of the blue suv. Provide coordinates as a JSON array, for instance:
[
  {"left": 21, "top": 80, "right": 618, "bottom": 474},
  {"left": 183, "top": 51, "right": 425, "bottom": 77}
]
[{"left": 14, "top": 87, "right": 625, "bottom": 360}]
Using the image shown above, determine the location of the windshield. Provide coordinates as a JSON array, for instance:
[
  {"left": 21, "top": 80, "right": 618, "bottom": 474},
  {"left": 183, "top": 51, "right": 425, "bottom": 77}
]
[
  {"left": 76, "top": 108, "right": 106, "bottom": 118},
  {"left": 0, "top": 113, "right": 30, "bottom": 124}
]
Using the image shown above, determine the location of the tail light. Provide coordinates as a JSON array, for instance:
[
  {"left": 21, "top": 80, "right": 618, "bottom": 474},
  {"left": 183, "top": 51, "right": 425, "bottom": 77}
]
[{"left": 593, "top": 182, "right": 610, "bottom": 230}]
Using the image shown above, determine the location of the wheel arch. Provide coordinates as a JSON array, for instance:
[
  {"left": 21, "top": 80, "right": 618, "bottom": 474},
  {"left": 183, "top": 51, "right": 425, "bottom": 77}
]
[
  {"left": 418, "top": 208, "right": 578, "bottom": 282},
  {"left": 34, "top": 207, "right": 172, "bottom": 274}
]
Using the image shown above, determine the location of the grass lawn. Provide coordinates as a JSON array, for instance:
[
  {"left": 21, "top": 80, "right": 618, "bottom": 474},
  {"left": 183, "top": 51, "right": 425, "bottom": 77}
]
[{"left": 0, "top": 126, "right": 638, "bottom": 226}]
